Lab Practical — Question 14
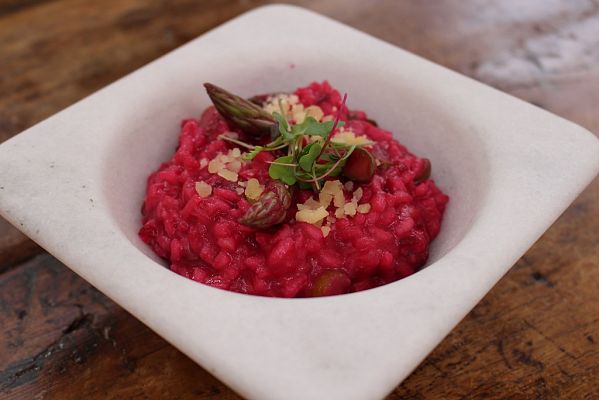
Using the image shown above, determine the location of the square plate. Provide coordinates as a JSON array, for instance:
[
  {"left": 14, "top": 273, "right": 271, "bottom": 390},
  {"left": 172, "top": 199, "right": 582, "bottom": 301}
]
[{"left": 1, "top": 5, "right": 598, "bottom": 400}]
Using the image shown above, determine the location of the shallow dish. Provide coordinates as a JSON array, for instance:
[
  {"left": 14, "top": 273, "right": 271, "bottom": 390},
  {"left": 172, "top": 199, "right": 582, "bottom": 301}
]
[{"left": 0, "top": 5, "right": 597, "bottom": 400}]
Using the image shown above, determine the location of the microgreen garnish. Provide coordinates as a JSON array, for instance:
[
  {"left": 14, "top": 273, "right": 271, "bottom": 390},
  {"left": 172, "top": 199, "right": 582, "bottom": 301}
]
[
  {"left": 272, "top": 112, "right": 339, "bottom": 140},
  {"left": 218, "top": 134, "right": 256, "bottom": 149},
  {"left": 298, "top": 143, "right": 322, "bottom": 172},
  {"left": 268, "top": 155, "right": 297, "bottom": 185},
  {"left": 205, "top": 83, "right": 377, "bottom": 192},
  {"left": 263, "top": 100, "right": 351, "bottom": 189}
]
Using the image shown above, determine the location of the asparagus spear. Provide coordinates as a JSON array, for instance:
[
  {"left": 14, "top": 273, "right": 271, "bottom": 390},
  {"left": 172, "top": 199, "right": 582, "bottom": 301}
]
[
  {"left": 204, "top": 83, "right": 276, "bottom": 136},
  {"left": 239, "top": 181, "right": 291, "bottom": 228}
]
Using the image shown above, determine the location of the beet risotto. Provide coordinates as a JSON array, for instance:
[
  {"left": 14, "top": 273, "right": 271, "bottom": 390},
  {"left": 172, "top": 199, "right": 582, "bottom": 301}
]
[{"left": 139, "top": 81, "right": 449, "bottom": 297}]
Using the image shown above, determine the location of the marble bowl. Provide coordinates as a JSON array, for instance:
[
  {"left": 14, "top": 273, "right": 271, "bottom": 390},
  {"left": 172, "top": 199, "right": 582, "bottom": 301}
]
[{"left": 0, "top": 5, "right": 598, "bottom": 400}]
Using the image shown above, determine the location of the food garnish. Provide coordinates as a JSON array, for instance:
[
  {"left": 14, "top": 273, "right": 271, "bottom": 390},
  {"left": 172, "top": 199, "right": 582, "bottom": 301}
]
[
  {"left": 238, "top": 180, "right": 292, "bottom": 228},
  {"left": 204, "top": 83, "right": 377, "bottom": 191},
  {"left": 341, "top": 147, "right": 376, "bottom": 182},
  {"left": 413, "top": 158, "right": 431, "bottom": 185},
  {"left": 204, "top": 83, "right": 275, "bottom": 136},
  {"left": 308, "top": 270, "right": 351, "bottom": 297}
]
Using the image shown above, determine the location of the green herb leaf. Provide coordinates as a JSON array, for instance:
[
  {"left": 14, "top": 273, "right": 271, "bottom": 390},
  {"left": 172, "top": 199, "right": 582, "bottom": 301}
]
[
  {"left": 325, "top": 119, "right": 344, "bottom": 134},
  {"left": 292, "top": 118, "right": 328, "bottom": 137},
  {"left": 319, "top": 153, "right": 339, "bottom": 163},
  {"left": 298, "top": 182, "right": 313, "bottom": 190},
  {"left": 298, "top": 143, "right": 322, "bottom": 172},
  {"left": 207, "top": 87, "right": 367, "bottom": 191},
  {"left": 268, "top": 155, "right": 297, "bottom": 185},
  {"left": 327, "top": 165, "right": 344, "bottom": 177},
  {"left": 242, "top": 146, "right": 264, "bottom": 160},
  {"left": 312, "top": 161, "right": 344, "bottom": 177},
  {"left": 291, "top": 118, "right": 345, "bottom": 138},
  {"left": 272, "top": 112, "right": 293, "bottom": 140}
]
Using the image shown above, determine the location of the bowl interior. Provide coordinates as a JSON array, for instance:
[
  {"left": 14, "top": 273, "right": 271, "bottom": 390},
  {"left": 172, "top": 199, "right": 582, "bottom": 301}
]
[{"left": 102, "top": 53, "right": 489, "bottom": 280}]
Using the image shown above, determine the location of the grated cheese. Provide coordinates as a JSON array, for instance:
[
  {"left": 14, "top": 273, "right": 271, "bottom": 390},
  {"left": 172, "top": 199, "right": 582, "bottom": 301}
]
[
  {"left": 331, "top": 128, "right": 374, "bottom": 146},
  {"left": 208, "top": 159, "right": 222, "bottom": 174},
  {"left": 343, "top": 202, "right": 357, "bottom": 216},
  {"left": 319, "top": 180, "right": 344, "bottom": 208},
  {"left": 262, "top": 95, "right": 324, "bottom": 125},
  {"left": 297, "top": 197, "right": 322, "bottom": 211},
  {"left": 245, "top": 178, "right": 265, "bottom": 201},
  {"left": 206, "top": 147, "right": 246, "bottom": 182},
  {"left": 263, "top": 94, "right": 300, "bottom": 119},
  {"left": 357, "top": 203, "right": 371, "bottom": 214},
  {"left": 217, "top": 169, "right": 238, "bottom": 182},
  {"left": 296, "top": 179, "right": 372, "bottom": 223},
  {"left": 292, "top": 104, "right": 306, "bottom": 124},
  {"left": 304, "top": 105, "right": 324, "bottom": 121},
  {"left": 195, "top": 181, "right": 212, "bottom": 198},
  {"left": 352, "top": 187, "right": 363, "bottom": 202},
  {"left": 296, "top": 206, "right": 329, "bottom": 224},
  {"left": 228, "top": 160, "right": 242, "bottom": 173}
]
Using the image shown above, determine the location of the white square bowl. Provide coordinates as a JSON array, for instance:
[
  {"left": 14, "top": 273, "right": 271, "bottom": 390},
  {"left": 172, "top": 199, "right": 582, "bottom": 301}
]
[{"left": 1, "top": 5, "right": 598, "bottom": 400}]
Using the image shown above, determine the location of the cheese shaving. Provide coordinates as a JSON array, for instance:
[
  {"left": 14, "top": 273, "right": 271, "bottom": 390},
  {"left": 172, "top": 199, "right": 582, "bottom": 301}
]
[
  {"left": 295, "top": 179, "right": 372, "bottom": 225},
  {"left": 245, "top": 178, "right": 265, "bottom": 201},
  {"left": 217, "top": 169, "right": 238, "bottom": 182},
  {"left": 195, "top": 181, "right": 212, "bottom": 198},
  {"left": 357, "top": 203, "right": 371, "bottom": 214},
  {"left": 352, "top": 187, "right": 363, "bottom": 202},
  {"left": 320, "top": 180, "right": 344, "bottom": 208},
  {"left": 296, "top": 206, "right": 329, "bottom": 224},
  {"left": 331, "top": 128, "right": 374, "bottom": 146},
  {"left": 263, "top": 94, "right": 324, "bottom": 125},
  {"left": 263, "top": 94, "right": 300, "bottom": 119},
  {"left": 208, "top": 159, "right": 222, "bottom": 174},
  {"left": 343, "top": 202, "right": 357, "bottom": 217},
  {"left": 304, "top": 105, "right": 324, "bottom": 121},
  {"left": 206, "top": 147, "right": 246, "bottom": 182}
]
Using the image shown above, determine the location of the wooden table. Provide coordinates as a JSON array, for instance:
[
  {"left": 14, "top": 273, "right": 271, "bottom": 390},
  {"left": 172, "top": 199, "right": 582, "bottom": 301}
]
[{"left": 1, "top": 1, "right": 598, "bottom": 398}]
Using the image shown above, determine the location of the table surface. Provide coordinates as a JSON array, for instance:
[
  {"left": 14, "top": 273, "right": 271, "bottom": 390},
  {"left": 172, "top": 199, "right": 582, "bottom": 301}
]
[{"left": 1, "top": 1, "right": 598, "bottom": 399}]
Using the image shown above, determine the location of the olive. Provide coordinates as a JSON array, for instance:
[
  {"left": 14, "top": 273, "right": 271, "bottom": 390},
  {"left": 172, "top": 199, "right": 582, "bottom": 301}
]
[
  {"left": 413, "top": 158, "right": 431, "bottom": 184},
  {"left": 342, "top": 147, "right": 376, "bottom": 182},
  {"left": 308, "top": 270, "right": 351, "bottom": 297}
]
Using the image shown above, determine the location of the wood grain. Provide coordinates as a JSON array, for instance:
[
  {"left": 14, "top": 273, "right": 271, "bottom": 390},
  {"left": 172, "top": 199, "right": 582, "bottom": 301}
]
[
  {"left": 0, "top": 218, "right": 41, "bottom": 273},
  {"left": 1, "top": 1, "right": 598, "bottom": 399}
]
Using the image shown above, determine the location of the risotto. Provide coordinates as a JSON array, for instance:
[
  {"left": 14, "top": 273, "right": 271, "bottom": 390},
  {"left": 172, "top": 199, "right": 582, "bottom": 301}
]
[{"left": 139, "top": 81, "right": 448, "bottom": 297}]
